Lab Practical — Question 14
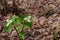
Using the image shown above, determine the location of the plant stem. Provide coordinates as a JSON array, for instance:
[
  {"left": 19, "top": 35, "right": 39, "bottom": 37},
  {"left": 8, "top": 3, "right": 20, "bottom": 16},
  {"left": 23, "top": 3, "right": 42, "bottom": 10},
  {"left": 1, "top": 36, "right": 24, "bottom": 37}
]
[
  {"left": 21, "top": 22, "right": 24, "bottom": 32},
  {"left": 19, "top": 22, "right": 25, "bottom": 40},
  {"left": 14, "top": 25, "right": 21, "bottom": 40}
]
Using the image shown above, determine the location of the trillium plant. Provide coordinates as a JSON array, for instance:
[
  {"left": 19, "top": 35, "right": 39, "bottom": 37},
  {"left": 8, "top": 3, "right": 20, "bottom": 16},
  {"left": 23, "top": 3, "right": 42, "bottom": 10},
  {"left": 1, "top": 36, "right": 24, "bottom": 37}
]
[{"left": 4, "top": 14, "right": 34, "bottom": 40}]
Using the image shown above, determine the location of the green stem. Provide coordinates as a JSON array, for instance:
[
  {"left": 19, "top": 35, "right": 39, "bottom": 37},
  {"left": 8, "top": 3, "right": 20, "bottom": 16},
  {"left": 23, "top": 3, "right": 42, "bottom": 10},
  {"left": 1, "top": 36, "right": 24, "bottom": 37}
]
[
  {"left": 19, "top": 22, "right": 25, "bottom": 40},
  {"left": 14, "top": 21, "right": 25, "bottom": 40},
  {"left": 21, "top": 22, "right": 24, "bottom": 32}
]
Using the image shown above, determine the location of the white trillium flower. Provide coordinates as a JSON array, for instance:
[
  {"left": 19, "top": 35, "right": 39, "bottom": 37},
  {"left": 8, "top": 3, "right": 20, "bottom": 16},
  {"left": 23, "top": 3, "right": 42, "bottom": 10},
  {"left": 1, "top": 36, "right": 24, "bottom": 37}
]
[
  {"left": 24, "top": 16, "right": 31, "bottom": 22},
  {"left": 6, "top": 19, "right": 12, "bottom": 26}
]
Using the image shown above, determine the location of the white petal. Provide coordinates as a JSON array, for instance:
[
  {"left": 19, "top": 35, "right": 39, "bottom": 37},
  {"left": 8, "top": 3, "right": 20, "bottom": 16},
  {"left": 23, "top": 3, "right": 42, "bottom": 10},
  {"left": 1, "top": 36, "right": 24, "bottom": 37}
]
[
  {"left": 28, "top": 16, "right": 31, "bottom": 19},
  {"left": 27, "top": 20, "right": 31, "bottom": 22},
  {"left": 24, "top": 18, "right": 27, "bottom": 20},
  {"left": 6, "top": 20, "right": 12, "bottom": 26},
  {"left": 6, "top": 19, "right": 10, "bottom": 22}
]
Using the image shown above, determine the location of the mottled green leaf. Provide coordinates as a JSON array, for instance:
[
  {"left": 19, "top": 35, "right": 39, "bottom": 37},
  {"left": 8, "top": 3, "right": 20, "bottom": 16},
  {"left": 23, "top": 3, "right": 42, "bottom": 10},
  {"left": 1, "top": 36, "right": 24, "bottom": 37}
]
[
  {"left": 16, "top": 26, "right": 23, "bottom": 32},
  {"left": 19, "top": 32, "right": 26, "bottom": 40}
]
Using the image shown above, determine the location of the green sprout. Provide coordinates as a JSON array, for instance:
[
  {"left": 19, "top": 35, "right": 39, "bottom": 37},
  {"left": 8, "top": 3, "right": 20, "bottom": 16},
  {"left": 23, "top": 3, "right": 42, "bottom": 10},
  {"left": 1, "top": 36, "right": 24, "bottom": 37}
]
[{"left": 4, "top": 14, "right": 34, "bottom": 40}]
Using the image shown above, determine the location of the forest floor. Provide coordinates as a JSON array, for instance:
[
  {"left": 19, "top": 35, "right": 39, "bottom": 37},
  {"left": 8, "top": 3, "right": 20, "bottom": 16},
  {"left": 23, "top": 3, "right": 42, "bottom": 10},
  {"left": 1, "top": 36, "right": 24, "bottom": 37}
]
[{"left": 0, "top": 0, "right": 60, "bottom": 40}]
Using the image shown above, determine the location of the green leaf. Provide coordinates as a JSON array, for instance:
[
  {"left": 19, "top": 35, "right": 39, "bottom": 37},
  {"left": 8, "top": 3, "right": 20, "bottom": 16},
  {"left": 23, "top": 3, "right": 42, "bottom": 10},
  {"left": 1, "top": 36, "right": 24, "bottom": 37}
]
[
  {"left": 19, "top": 32, "right": 26, "bottom": 40},
  {"left": 11, "top": 15, "right": 17, "bottom": 22},
  {"left": 14, "top": 18, "right": 20, "bottom": 25},
  {"left": 16, "top": 26, "right": 23, "bottom": 32},
  {"left": 4, "top": 24, "right": 12, "bottom": 32},
  {"left": 24, "top": 21, "right": 32, "bottom": 29},
  {"left": 18, "top": 15, "right": 25, "bottom": 20},
  {"left": 14, "top": 17, "right": 24, "bottom": 25},
  {"left": 18, "top": 14, "right": 29, "bottom": 20},
  {"left": 30, "top": 16, "right": 34, "bottom": 22}
]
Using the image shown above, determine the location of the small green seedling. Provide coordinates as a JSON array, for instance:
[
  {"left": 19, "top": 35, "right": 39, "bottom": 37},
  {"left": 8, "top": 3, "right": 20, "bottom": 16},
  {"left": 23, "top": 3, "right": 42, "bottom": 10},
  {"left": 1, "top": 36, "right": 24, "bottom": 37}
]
[{"left": 4, "top": 14, "right": 34, "bottom": 40}]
